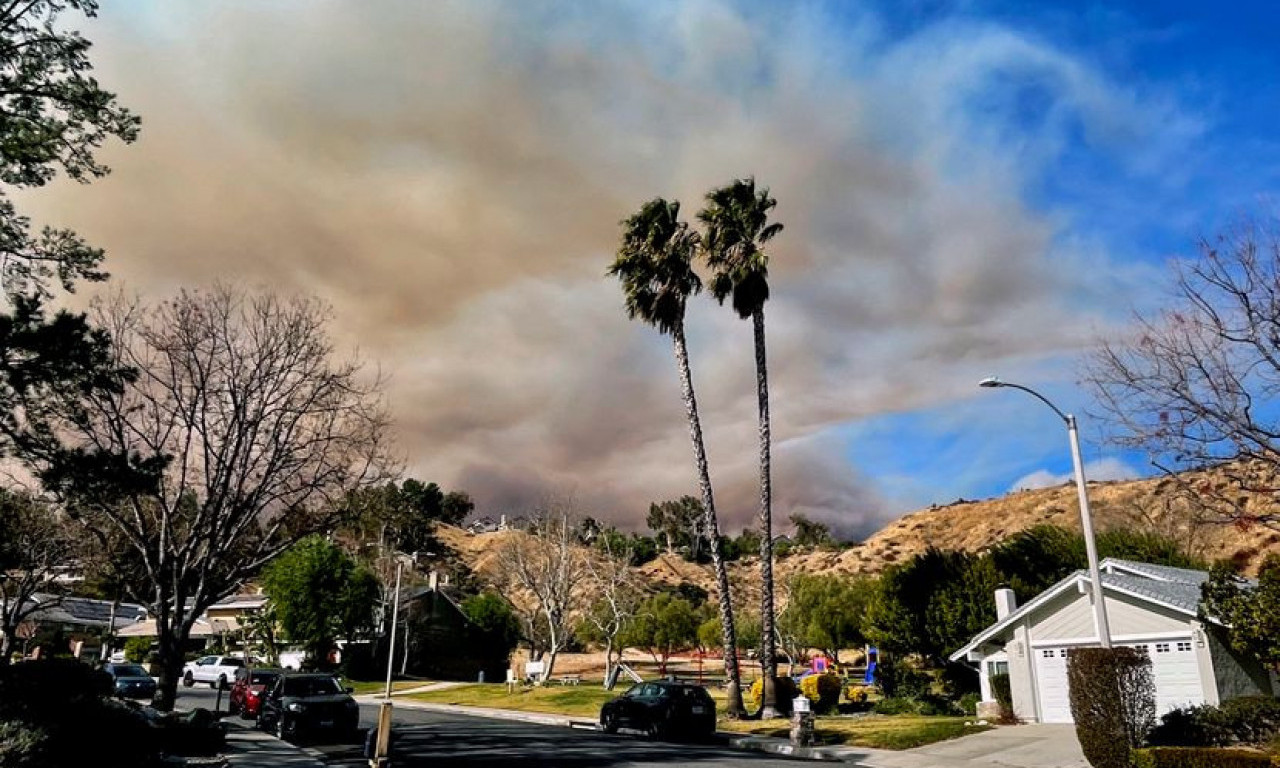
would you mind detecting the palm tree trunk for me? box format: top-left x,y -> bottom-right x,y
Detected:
754,307 -> 779,718
671,322 -> 745,717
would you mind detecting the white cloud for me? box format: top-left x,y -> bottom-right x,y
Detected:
1009,458 -> 1141,493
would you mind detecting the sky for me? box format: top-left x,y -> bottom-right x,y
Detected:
22,0 -> 1280,539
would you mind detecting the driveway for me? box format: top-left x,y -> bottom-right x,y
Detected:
857,725 -> 1086,768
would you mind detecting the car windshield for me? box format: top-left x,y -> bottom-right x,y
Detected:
252,672 -> 279,684
282,677 -> 342,697
113,665 -> 148,677
224,659 -> 244,667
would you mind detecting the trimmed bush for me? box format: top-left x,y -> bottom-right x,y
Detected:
872,696 -> 918,715
124,636 -> 152,663
959,692 -> 981,717
1067,647 -> 1156,768
747,676 -> 798,716
1218,696 -> 1280,744
1130,747 -> 1272,768
1149,696 -> 1280,748
799,673 -> 843,714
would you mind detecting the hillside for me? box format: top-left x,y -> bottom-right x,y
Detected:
433,467 -> 1280,604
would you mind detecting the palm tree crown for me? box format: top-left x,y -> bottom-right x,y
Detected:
698,177 -> 783,318
608,198 -> 702,336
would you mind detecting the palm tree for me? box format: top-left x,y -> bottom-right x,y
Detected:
698,177 -> 784,717
608,198 -> 746,717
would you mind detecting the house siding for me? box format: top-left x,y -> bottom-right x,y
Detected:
1028,589 -> 1192,644
1206,625 -> 1274,702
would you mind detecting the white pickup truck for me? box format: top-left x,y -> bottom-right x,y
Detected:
182,655 -> 246,689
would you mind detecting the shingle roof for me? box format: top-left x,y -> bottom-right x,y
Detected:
27,594 -> 147,629
1100,571 -> 1203,616
1103,559 -> 1208,587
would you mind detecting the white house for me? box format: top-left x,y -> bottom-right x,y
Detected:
950,558 -> 1276,724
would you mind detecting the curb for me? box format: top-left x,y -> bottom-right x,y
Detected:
359,696 -> 867,762
221,718 -> 330,768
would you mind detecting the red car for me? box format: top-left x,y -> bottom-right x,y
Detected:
229,668 -> 281,719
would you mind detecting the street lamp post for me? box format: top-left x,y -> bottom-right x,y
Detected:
979,377 -> 1113,649
371,558 -> 403,768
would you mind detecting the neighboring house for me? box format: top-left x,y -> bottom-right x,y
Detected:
397,573 -> 511,683
952,558 -> 1277,724
205,592 -> 269,629
467,517 -> 499,535
114,593 -> 267,652
16,593 -> 146,659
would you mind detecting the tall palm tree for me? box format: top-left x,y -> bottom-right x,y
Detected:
698,177 -> 784,717
608,198 -> 746,717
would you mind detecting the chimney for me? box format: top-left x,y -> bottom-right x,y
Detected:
499,514 -> 507,530
995,587 -> 1017,620
428,570 -> 439,591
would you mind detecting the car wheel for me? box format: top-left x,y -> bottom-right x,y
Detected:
601,710 -> 618,734
275,716 -> 294,742
183,672 -> 194,688
646,719 -> 666,741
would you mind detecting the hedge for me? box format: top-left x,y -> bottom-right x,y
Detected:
799,673 -> 842,714
747,676 -> 798,716
1067,647 -> 1156,768
1130,747 -> 1274,768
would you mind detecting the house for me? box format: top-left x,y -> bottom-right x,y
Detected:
951,558 -> 1276,724
114,593 -> 268,652
16,594 -> 146,659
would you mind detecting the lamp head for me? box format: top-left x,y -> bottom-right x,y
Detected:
979,377 -> 1004,388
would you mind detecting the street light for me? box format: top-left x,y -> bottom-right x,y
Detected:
979,377 -> 1113,649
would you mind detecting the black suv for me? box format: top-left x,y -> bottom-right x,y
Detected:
257,673 -> 360,743
599,680 -> 716,740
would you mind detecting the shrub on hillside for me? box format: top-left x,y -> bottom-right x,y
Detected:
1067,647 -> 1156,768
1130,747 -> 1273,768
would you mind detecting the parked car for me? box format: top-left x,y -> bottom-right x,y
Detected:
182,655 -> 246,689
278,650 -> 306,670
599,680 -> 716,740
257,673 -> 360,743
229,667 -> 281,719
103,662 -> 158,700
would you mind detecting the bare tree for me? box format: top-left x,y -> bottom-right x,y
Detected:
580,537 -> 641,687
0,489 -> 75,662
492,498 -> 586,683
1087,219 -> 1280,530
31,286 -> 392,709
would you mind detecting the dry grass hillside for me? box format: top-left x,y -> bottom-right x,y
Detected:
433,466 -> 1280,606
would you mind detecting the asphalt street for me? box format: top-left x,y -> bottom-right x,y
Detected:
296,703 -> 816,768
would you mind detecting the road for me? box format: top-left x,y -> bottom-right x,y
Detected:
299,704 -> 814,767
176,683 -> 813,766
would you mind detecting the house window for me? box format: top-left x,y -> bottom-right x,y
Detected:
987,661 -> 1009,677
1176,641 -> 1192,652
1042,649 -> 1055,658
1131,645 -> 1149,654
1155,643 -> 1171,653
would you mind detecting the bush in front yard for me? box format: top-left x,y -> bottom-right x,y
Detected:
1130,747 -> 1273,768
124,636 -> 152,663
959,692 -> 981,716
1148,696 -> 1280,747
989,673 -> 1015,723
747,676 -> 798,716
799,673 -> 843,714
1067,647 -> 1156,768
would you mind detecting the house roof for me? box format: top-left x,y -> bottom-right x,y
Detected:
948,557 -> 1212,663
26,594 -> 147,630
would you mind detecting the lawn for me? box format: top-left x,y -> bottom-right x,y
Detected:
718,714 -> 991,750
406,683 -> 620,718
343,679 -> 432,695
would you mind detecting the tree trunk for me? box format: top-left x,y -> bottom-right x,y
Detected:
0,626 -> 14,665
754,308 -> 779,718
671,323 -> 744,717
153,624 -> 187,711
602,638 -> 614,688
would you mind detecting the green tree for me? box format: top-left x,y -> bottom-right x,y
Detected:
461,591 -> 521,669
699,177 -> 785,716
790,514 -> 835,549
778,573 -> 874,662
262,536 -> 381,668
621,593 -> 699,674
609,198 -> 744,715
1201,555 -> 1280,672
646,496 -> 702,555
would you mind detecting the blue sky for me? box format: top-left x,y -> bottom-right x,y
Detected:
36,1 -> 1280,536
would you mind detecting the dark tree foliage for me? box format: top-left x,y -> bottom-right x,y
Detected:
789,513 -> 836,549
1067,647 -> 1156,768
342,478 -> 474,555
1201,555 -> 1280,672
0,0 -> 139,297
0,488 -> 75,662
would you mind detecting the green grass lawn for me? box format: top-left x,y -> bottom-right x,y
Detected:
342,679 -> 433,695
719,714 -> 991,750
406,683 -> 620,718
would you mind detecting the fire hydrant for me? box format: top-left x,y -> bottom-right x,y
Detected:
790,695 -> 815,747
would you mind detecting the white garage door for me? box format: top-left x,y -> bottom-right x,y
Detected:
1034,639 -> 1204,724
1131,640 -> 1205,714
1034,647 -> 1072,723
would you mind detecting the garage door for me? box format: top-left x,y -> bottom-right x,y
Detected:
1035,640 -> 1205,724
1130,641 -> 1205,714
1034,647 -> 1072,723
